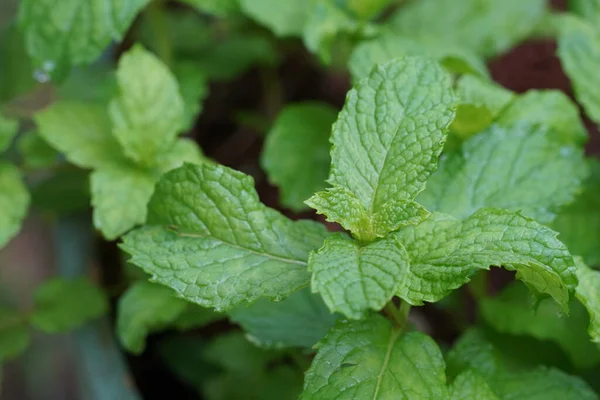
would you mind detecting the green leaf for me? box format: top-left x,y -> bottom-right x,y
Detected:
58,62 -> 117,104
19,0 -> 150,76
180,0 -> 240,16
449,370 -> 499,400
479,281 -> 600,369
418,123 -> 588,224
0,24 -> 35,104
109,45 -> 185,164
389,0 -> 547,58
229,288 -> 339,348
30,169 -> 90,215
172,305 -> 222,331
240,0 -> 307,37
155,138 -> 205,173
121,163 -> 329,311
446,329 -> 507,378
308,233 -> 410,319
117,281 -> 188,354
552,159 -> 600,266
308,57 -> 456,240
574,258 -> 600,343
0,163 -> 29,248
174,62 -> 209,131
261,102 -> 337,212
348,33 -> 488,82
558,15 -> 600,124
91,165 -> 156,240
393,208 -> 577,309
569,0 -> 600,26
497,90 -> 588,145
0,309 -> 30,363
35,102 -> 126,169
0,114 -> 18,153
17,131 -> 58,169
301,315 -> 448,399
30,278 -> 107,333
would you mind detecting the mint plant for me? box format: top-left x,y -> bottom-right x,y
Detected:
2,0 -> 600,399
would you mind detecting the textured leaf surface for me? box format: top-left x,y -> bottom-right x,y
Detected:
308,234 -> 410,319
349,33 -> 488,81
261,102 -> 337,211
552,159 -> 600,266
229,288 -> 339,348
480,282 -> 600,368
0,309 -> 30,363
121,163 -> 329,311
418,123 -> 588,223
309,57 -> 455,238
394,208 -> 577,309
0,163 -> 29,248
109,45 -> 185,164
389,0 -> 546,57
36,102 -> 125,169
302,315 -> 448,399
91,165 -> 155,240
117,281 -> 188,354
0,114 -> 18,153
17,131 -> 58,169
558,15 -> 600,124
30,278 -> 107,333
19,0 -> 149,74
240,0 -> 307,37
574,258 -> 600,343
449,370 -> 498,400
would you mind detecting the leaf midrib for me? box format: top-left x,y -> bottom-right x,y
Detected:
372,326 -> 401,399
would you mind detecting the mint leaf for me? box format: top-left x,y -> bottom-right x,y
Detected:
308,57 -> 455,240
301,315 -> 448,399
109,45 -> 185,165
308,233 -> 410,319
261,102 -> 337,212
389,0 -> 547,58
394,208 -> 577,309
30,278 -> 107,333
0,309 -> 30,363
0,163 -> 29,248
91,165 -> 156,240
0,24 -> 35,104
174,62 -> 209,131
121,163 -> 329,311
479,281 -> 600,369
229,288 -> 339,348
180,0 -> 240,16
17,131 -> 58,169
0,114 -> 18,153
574,258 -> 600,343
552,159 -> 600,266
35,102 -> 125,169
569,0 -> 600,26
155,138 -> 205,173
349,34 -> 488,82
19,0 -> 150,76
497,90 -> 588,145
418,123 -> 588,223
450,370 -> 499,400
239,0 -> 307,37
558,15 -> 600,124
446,329 -> 506,378
117,281 -> 188,354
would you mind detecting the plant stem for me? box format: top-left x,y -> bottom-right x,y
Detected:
383,301 -> 411,330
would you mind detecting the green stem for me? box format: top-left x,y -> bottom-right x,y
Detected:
384,301 -> 411,330
145,0 -> 172,67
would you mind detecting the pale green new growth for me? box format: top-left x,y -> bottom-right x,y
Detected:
19,0 -> 150,73
309,234 -> 410,319
574,258 -> 600,343
240,0 -> 307,37
349,33 -> 488,81
309,57 -> 455,240
262,102 -> 337,211
450,370 -> 499,400
91,166 -> 156,240
117,281 -> 188,354
301,315 -> 448,399
121,163 -> 329,311
418,123 -> 588,223
0,114 -> 18,153
558,15 -> 600,124
394,208 -> 577,309
229,288 -> 339,348
0,163 -> 30,248
109,45 -> 185,164
0,309 -> 31,363
30,278 -> 107,333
